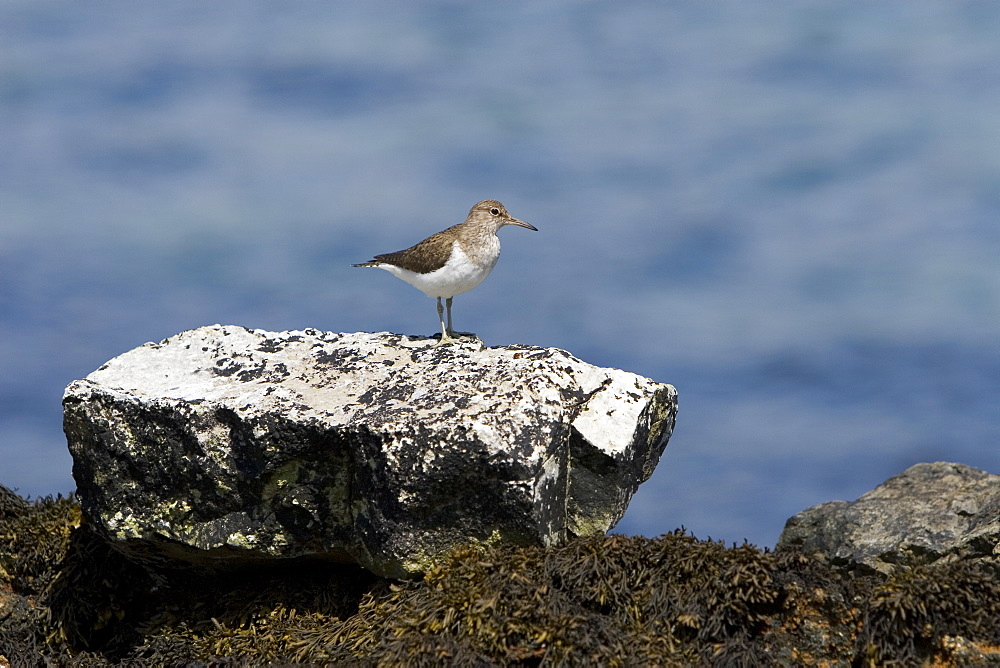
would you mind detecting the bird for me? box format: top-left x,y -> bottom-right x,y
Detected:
353,200 -> 537,345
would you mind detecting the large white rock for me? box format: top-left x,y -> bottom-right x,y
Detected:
63,325 -> 677,577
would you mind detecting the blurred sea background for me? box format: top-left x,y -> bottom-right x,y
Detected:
2,2 -> 998,549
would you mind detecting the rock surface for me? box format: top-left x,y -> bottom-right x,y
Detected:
777,462 -> 1000,573
63,325 -> 677,578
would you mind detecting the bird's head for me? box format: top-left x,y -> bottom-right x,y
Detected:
468,200 -> 538,232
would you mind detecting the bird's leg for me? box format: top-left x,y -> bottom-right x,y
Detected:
433,297 -> 454,346
446,296 -> 479,340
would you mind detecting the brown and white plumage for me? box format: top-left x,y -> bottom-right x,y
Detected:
353,200 -> 537,344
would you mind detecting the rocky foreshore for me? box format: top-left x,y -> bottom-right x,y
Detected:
3,471 -> 1000,665
2,327 -> 999,664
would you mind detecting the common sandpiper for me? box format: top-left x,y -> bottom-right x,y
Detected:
353,200 -> 537,345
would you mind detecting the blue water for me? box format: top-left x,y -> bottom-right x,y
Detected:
2,2 -> 998,548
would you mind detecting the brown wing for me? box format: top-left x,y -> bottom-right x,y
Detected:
362,225 -> 460,274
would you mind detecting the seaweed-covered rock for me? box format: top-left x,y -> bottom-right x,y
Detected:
63,325 -> 677,578
3,483 -> 1000,665
777,462 -> 1000,573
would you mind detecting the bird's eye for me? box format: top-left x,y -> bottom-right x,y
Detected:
490,208 -> 501,215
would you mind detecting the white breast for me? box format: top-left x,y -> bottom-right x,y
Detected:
379,240 -> 500,298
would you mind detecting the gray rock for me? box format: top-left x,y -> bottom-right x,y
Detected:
777,462 -> 1000,573
63,325 -> 677,578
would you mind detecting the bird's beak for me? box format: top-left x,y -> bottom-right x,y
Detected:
507,217 -> 538,231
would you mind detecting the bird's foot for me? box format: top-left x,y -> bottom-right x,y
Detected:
430,330 -> 480,347
431,334 -> 455,348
